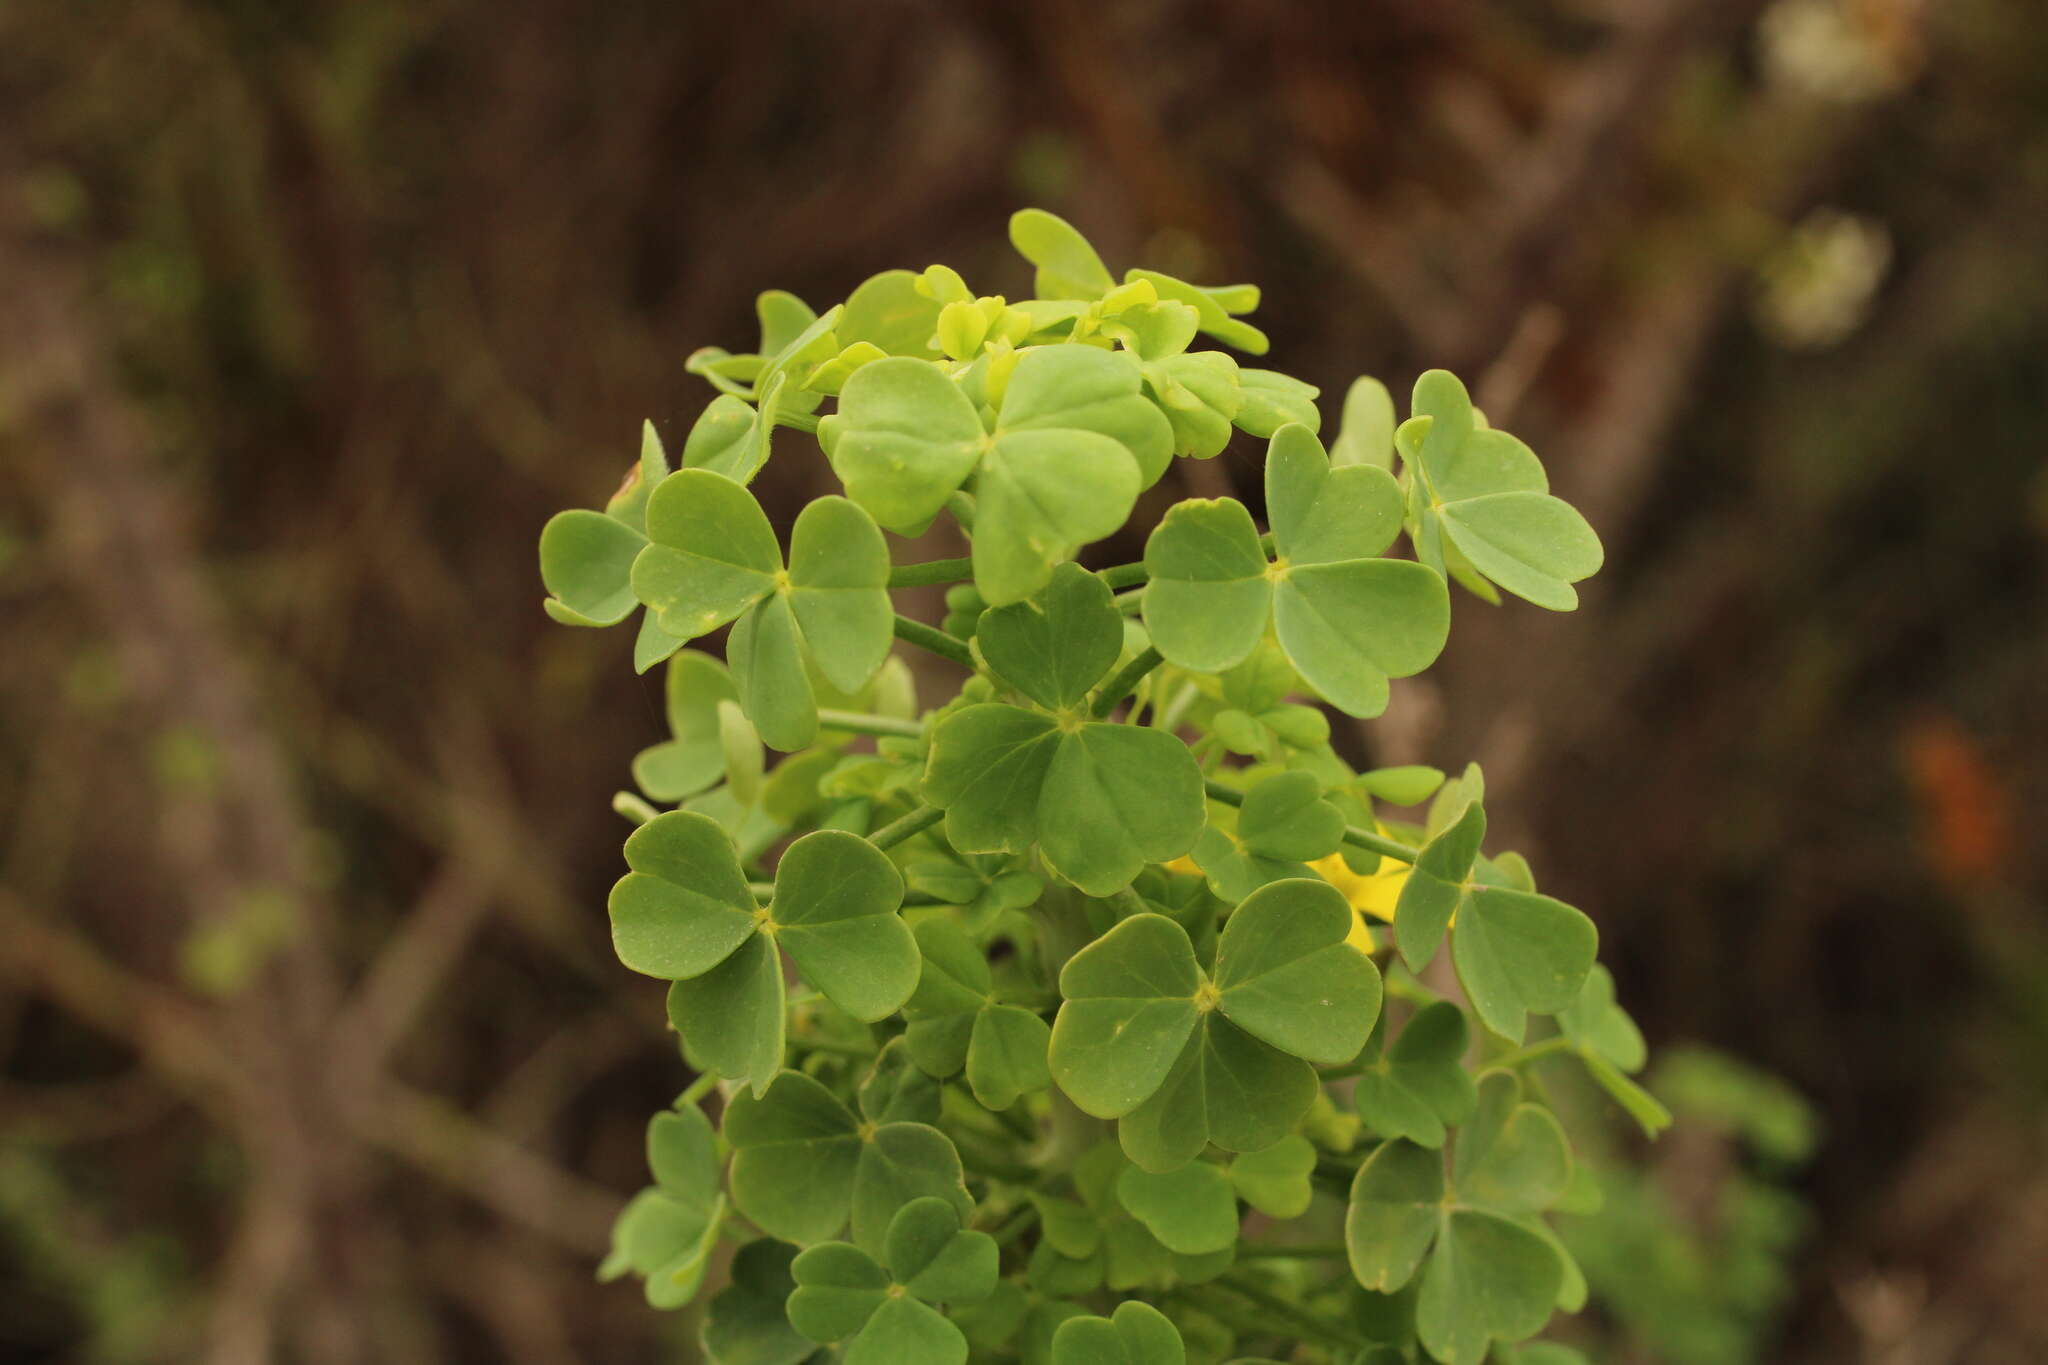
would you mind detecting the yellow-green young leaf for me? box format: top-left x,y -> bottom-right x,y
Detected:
756,289 -> 818,355
1125,269 -> 1270,355
1234,368 -> 1321,439
681,391 -> 769,484
998,344 -> 1175,488
972,429 -> 1139,607
1114,1161 -> 1239,1254
1331,376 -> 1396,469
1099,300 -> 1199,361
833,357 -> 987,533
837,269 -> 944,360
1010,208 -> 1116,301
1143,352 -> 1242,458
539,508 -> 646,626
631,651 -> 737,802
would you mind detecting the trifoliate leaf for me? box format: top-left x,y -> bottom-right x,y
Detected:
631,651 -> 737,802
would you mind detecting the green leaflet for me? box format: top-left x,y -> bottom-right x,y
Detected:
609,813 -> 917,1092
902,919 -> 1052,1110
726,1070 -> 972,1253
1401,370 -> 1604,610
924,568 -> 1203,893
1048,1301 -> 1185,1365
632,472 -> 892,749
599,1100 -> 727,1310
832,347 -> 1170,605
1345,1074 -> 1574,1364
1048,882 -> 1380,1169
1353,1001 -> 1479,1148
631,650 -> 738,802
1142,424 -> 1450,718
704,1240 -> 818,1365
1392,797 -> 1599,1043
786,1197 -> 997,1365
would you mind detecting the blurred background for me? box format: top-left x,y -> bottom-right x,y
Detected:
2,0 -> 2045,1361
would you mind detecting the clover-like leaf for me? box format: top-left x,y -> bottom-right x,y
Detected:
1143,351 -> 1242,458
1234,368 -> 1320,439
1402,370 -> 1603,610
1550,965 -> 1672,1137
1345,1073 -> 1573,1364
1125,269 -> 1269,355
834,347 -> 1169,605
1352,1001 -> 1478,1148
634,472 -> 891,750
703,1240 -> 818,1365
600,1101 -> 726,1309
786,1198 -> 994,1365
1392,801 -> 1598,1042
540,421 -> 672,628
902,920 -> 1053,1110
838,269 -> 944,359
1142,425 -> 1448,717
1049,1301 -> 1185,1365
1114,1160 -> 1239,1255
1010,209 -> 1116,301
925,692 -> 1203,897
1049,884 -> 1379,1169
612,815 -> 915,1092
1189,768 -> 1347,903
1331,376 -> 1395,470
1225,1135 -> 1316,1218
727,1071 -> 972,1253
631,651 -> 738,801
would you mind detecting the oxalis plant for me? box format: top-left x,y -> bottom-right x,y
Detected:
537,210 -> 1670,1365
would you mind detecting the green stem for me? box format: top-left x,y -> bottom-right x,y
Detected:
816,708 -> 925,739
678,1071 -> 721,1107
1112,586 -> 1146,614
991,1101 -> 1039,1145
887,557 -> 975,589
1210,1277 -> 1367,1351
894,615 -> 974,669
1493,1035 -> 1573,1070
1200,779 -> 1417,864
1236,1242 -> 1350,1261
1095,559 -> 1148,591
989,1204 -> 1041,1249
790,1035 -> 876,1059
612,792 -> 661,826
946,491 -> 977,531
870,804 -> 944,851
1170,1294 -> 1315,1353
1091,647 -> 1164,719
776,410 -> 821,434
1107,886 -> 1149,921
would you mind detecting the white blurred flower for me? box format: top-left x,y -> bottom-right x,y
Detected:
1753,209 -> 1894,350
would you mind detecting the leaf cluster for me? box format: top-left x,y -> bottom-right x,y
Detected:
540,210 -> 1646,1365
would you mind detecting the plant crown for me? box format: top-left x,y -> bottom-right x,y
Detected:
541,209 -> 1663,1365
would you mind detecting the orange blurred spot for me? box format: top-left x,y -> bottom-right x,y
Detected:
1900,713 -> 2012,889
